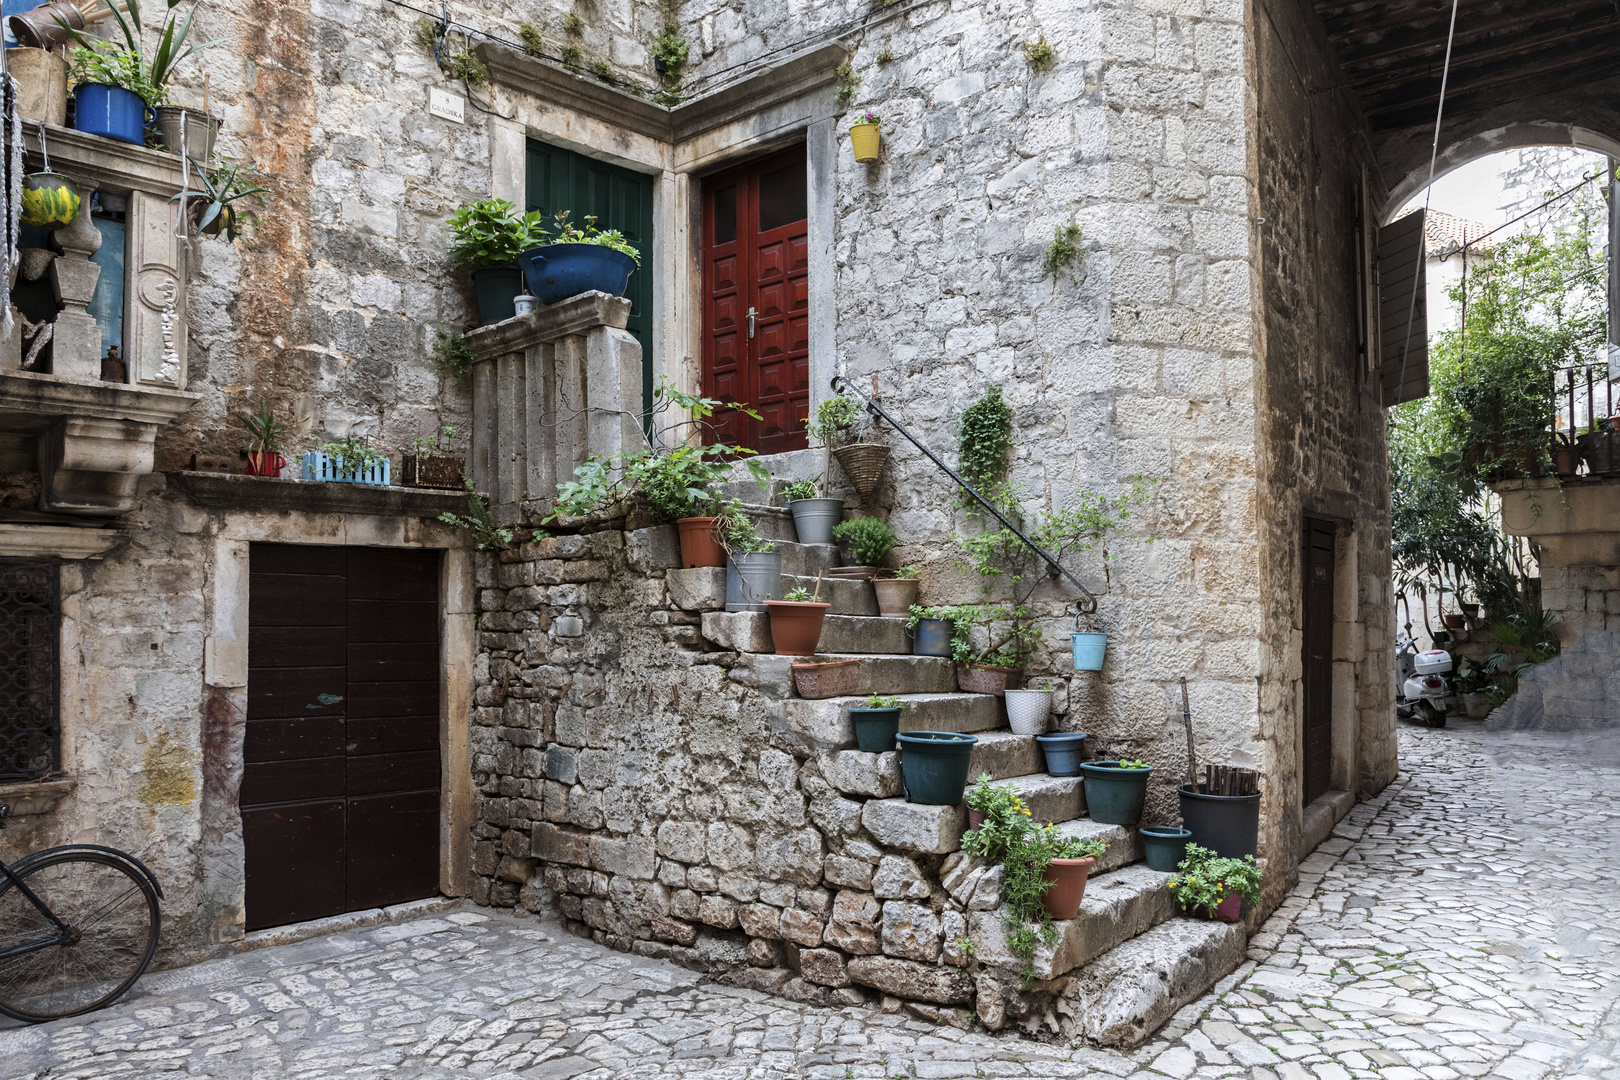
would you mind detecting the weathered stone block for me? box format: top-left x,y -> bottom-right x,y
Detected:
1066,919 -> 1247,1047
497,856 -> 534,884
708,822 -> 754,871
822,751 -> 902,798
668,567 -> 727,611
809,793 -> 865,839
626,526 -> 679,572
544,744 -> 578,785
824,890 -> 881,956
738,902 -> 782,939
798,948 -> 850,987
758,881 -> 796,908
671,889 -> 700,921
845,956 -> 974,1005
755,829 -> 824,886
591,835 -> 655,880
880,901 -> 941,962
872,855 -> 931,901
698,894 -> 740,929
969,864 -> 1173,979
746,938 -> 784,967
779,907 -> 824,948
702,611 -> 773,653
860,798 -> 967,854
824,854 -> 874,891
656,820 -> 706,863
532,823 -> 592,866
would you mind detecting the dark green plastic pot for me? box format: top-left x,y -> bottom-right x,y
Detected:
897,731 -> 979,805
1078,760 -> 1153,825
474,265 -> 523,325
850,707 -> 901,753
1141,825 -> 1193,872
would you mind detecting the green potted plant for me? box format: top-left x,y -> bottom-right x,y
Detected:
874,563 -> 919,618
944,604 -> 1033,697
764,585 -> 830,656
1167,844 -> 1261,923
446,197 -> 548,325
518,211 -> 641,306
832,515 -> 895,577
907,604 -> 955,657
175,158 -> 274,243
1076,758 -> 1153,825
403,426 -> 464,489
790,397 -> 857,544
233,400 -> 297,478
849,693 -> 904,752
303,434 -> 390,486
963,773 -> 1028,840
61,0 -> 220,146
895,730 -> 978,805
716,502 -> 780,612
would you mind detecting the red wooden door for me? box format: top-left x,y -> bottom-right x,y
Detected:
701,147 -> 810,454
242,544 -> 442,931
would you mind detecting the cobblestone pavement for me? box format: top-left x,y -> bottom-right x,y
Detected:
2,724 -> 1617,1080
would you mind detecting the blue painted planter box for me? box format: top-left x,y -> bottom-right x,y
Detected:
301,452 -> 391,486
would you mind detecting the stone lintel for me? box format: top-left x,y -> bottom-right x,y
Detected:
0,370 -> 200,430
465,292 -> 631,361
0,523 -> 127,560
0,777 -> 78,816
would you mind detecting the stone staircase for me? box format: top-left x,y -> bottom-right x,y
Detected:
678,530 -> 1248,1042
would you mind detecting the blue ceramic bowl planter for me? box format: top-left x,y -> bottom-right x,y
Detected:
517,243 -> 637,306
74,84 -> 154,146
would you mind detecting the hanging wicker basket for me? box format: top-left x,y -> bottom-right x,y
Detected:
833,443 -> 890,503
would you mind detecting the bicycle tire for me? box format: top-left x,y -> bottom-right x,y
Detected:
0,849 -> 161,1022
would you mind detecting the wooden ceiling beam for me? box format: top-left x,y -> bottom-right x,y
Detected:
1356,34 -> 1620,106
1342,23 -> 1617,92
1365,54 -> 1620,129
1329,5 -> 1612,69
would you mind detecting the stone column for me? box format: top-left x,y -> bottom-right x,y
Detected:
47,184 -> 103,381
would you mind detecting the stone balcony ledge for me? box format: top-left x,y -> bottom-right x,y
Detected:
171,471 -> 473,518
1492,476 -> 1620,566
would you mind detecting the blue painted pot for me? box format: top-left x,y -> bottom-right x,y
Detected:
1035,732 -> 1088,777
1071,631 -> 1107,671
912,618 -> 952,657
74,84 -> 154,146
517,243 -> 636,306
1141,826 -> 1194,872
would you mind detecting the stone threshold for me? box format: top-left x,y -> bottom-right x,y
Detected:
235,895 -> 462,954
1300,788 -> 1356,855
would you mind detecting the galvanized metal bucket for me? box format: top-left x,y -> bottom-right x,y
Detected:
725,552 -> 782,612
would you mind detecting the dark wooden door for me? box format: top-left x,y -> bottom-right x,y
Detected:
527,139 -> 656,421
243,544 -> 442,931
1302,519 -> 1336,806
701,146 -> 810,454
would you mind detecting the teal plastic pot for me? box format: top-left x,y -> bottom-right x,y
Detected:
1141,825 -> 1193,872
1035,732 -> 1087,776
850,707 -> 901,753
474,265 -> 523,325
913,618 -> 952,657
1071,631 -> 1107,671
897,731 -> 978,805
1078,760 -> 1153,825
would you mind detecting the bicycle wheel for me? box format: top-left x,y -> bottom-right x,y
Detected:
0,850 -> 160,1022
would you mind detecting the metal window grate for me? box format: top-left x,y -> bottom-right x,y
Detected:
0,560 -> 59,781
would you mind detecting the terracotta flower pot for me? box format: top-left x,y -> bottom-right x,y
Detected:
1442,613 -> 1466,630
873,577 -> 919,618
676,516 -> 725,568
1041,856 -> 1096,920
764,600 -> 830,655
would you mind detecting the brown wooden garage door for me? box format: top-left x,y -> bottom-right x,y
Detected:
242,544 -> 442,931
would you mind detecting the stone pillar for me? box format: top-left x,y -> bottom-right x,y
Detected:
125,190 -> 187,388
586,326 -> 645,476
47,184 -> 102,382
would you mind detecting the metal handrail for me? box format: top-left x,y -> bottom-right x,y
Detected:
830,375 -> 1098,614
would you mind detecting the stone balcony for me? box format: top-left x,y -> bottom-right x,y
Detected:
1494,476 -> 1620,568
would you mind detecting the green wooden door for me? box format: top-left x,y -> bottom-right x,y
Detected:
526,140 -> 655,421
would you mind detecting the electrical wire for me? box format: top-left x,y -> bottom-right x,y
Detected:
1391,0 -> 1463,408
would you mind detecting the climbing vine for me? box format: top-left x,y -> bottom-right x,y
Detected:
958,387 -> 1014,488
1042,222 -> 1084,279
833,62 -> 860,108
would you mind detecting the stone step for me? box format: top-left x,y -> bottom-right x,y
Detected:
1064,918 -> 1247,1048
987,772 -> 1084,826
774,539 -> 843,577
969,862 -> 1176,981
1054,818 -> 1143,875
776,693 -> 1001,754
815,653 -> 955,695
700,613 -> 911,655
855,773 -> 1082,858
964,731 -> 1038,782
783,574 -> 875,616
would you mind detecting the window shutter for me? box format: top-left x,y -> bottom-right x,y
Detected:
1377,209 -> 1429,407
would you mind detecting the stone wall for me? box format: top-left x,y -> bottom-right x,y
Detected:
1249,0 -> 1399,861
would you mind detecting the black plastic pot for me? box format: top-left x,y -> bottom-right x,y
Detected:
1178,783 -> 1260,859
897,731 -> 978,804
850,707 -> 901,753
474,265 -> 523,325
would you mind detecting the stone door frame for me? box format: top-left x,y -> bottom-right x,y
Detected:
199,511 -> 475,945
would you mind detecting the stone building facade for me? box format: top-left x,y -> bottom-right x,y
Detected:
0,0 -> 1499,1041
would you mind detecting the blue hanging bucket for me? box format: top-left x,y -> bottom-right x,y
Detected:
74,84 -> 155,146
1071,630 -> 1107,671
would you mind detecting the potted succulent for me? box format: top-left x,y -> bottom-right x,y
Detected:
302,434 -> 391,486
874,564 -> 919,618
717,503 -> 781,612
61,0 -> 221,146
447,198 -> 548,325
1076,759 -> 1152,825
518,211 -> 641,306
233,400 -> 297,478
789,396 -> 860,544
849,109 -> 880,163
175,158 -> 273,243
1167,844 -> 1261,923
765,586 -> 830,656
896,730 -> 978,804
849,694 -> 904,752
403,426 -> 465,489
1003,684 -> 1053,735
832,515 -> 895,577
907,604 -> 955,657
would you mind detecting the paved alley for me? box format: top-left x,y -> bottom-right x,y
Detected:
2,724 -> 1616,1080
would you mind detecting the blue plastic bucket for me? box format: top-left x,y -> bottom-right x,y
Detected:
912,618 -> 952,657
517,243 -> 636,305
74,84 -> 153,146
1035,732 -> 1088,777
1071,631 -> 1107,671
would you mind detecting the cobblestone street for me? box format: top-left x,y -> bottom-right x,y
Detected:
2,724 -> 1615,1080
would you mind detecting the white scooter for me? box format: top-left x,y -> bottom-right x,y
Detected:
1395,629 -> 1452,728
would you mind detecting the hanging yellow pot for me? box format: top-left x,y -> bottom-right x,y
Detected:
849,115 -> 881,163
21,173 -> 81,229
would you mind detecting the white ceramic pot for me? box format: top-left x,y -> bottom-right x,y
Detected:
1004,689 -> 1052,736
